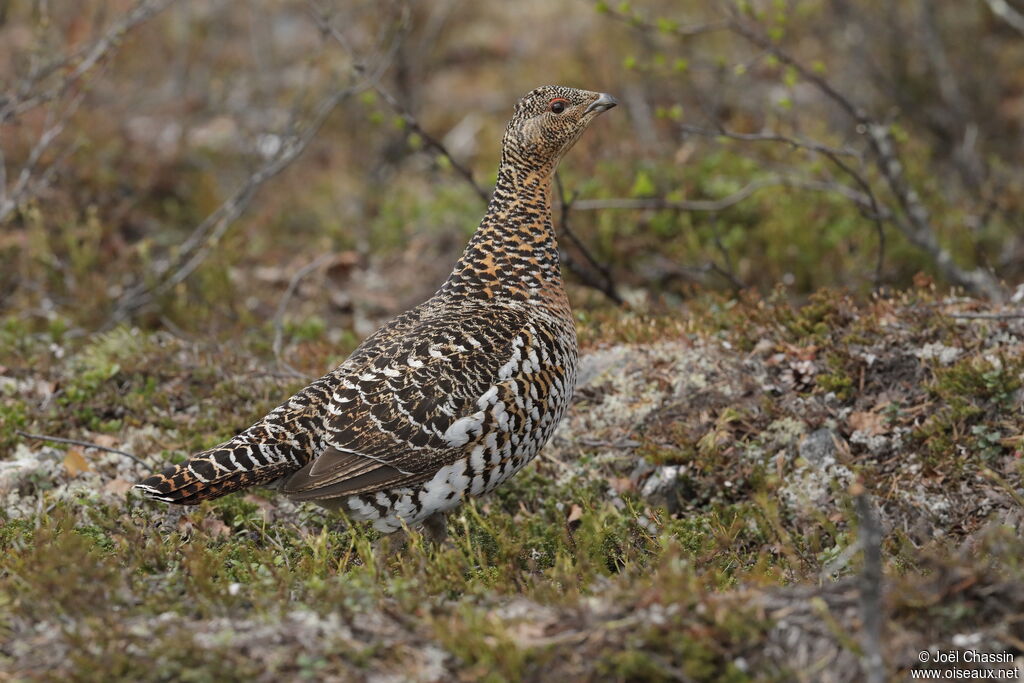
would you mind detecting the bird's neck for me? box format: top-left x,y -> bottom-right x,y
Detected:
440,159 -> 566,308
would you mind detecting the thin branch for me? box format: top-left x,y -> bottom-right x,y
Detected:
605,2 -> 1004,299
681,122 -> 891,284
707,215 -> 745,291
553,174 -> 623,305
16,430 -> 148,469
111,81 -> 368,324
0,92 -> 85,222
309,4 -> 490,203
0,0 -> 177,123
573,176 -> 879,214
983,0 -> 1024,36
945,310 -> 1024,320
724,12 -> 1004,301
110,7 -> 405,324
680,124 -> 860,159
596,1 -> 729,39
272,253 -> 334,377
855,491 -> 885,683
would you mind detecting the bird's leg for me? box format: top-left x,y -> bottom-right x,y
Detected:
420,511 -> 449,545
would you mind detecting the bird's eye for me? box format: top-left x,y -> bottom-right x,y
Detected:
549,98 -> 568,114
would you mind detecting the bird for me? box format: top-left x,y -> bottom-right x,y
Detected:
134,86 -> 618,537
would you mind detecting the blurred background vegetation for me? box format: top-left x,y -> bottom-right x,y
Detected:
1,0 -> 1022,350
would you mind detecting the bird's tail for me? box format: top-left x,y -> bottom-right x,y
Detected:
134,441 -> 294,505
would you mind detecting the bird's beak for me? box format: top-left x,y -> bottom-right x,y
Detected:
585,92 -> 618,114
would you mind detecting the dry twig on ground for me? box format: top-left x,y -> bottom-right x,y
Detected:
16,430 -> 147,469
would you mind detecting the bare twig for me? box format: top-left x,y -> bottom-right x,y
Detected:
599,3 -> 1004,299
596,1 -> 729,39
111,81 -> 368,324
983,0 -> 1024,36
680,124 -> 888,285
0,0 -> 172,221
0,93 -> 85,222
680,124 -> 860,159
573,176 -> 879,214
945,310 -> 1024,320
16,430 -> 148,469
272,253 -> 334,377
554,174 -> 623,305
724,13 -> 1004,301
855,491 -> 885,683
110,5 -> 406,324
309,4 -> 490,203
0,0 -> 177,123
707,215 -> 745,291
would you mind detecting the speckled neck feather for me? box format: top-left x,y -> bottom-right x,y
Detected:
443,162 -> 563,307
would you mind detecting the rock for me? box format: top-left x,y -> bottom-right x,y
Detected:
799,429 -> 837,468
640,465 -> 686,513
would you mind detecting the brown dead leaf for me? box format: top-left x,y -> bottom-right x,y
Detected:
200,517 -> 231,538
104,478 -> 134,496
849,411 -> 886,436
93,434 -> 118,449
63,448 -> 91,477
607,477 -> 634,494
243,494 -> 276,523
567,504 -> 584,526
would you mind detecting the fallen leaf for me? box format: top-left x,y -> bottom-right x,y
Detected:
63,448 -> 91,477
849,411 -> 886,436
104,478 -> 133,496
243,494 -> 276,522
607,477 -> 634,494
567,504 -> 583,525
93,434 -> 118,449
200,517 -> 231,538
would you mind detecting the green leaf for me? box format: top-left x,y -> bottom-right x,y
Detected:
630,171 -> 657,198
656,17 -> 678,33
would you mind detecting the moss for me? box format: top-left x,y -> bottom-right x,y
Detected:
913,354 -> 1024,468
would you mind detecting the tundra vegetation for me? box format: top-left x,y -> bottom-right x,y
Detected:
1,1 -> 1022,680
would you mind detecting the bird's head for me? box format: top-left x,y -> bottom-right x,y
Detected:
501,85 -> 617,174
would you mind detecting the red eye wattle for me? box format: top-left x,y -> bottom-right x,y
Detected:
549,98 -> 568,114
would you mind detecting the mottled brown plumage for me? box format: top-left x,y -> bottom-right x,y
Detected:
135,86 -> 617,531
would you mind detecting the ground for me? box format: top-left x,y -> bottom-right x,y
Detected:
2,287 -> 1023,681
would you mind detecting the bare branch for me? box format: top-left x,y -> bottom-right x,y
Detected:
724,13 -> 1004,300
111,79 -> 369,324
272,253 -> 335,377
0,93 -> 84,222
0,0 -> 177,123
0,1 -> 174,222
572,176 -> 879,214
595,1 -> 729,39
16,430 -> 148,469
553,174 -> 623,305
596,2 -> 1005,299
945,310 -> 1024,320
309,3 -> 490,203
983,0 -> 1024,36
681,122 -> 892,284
855,491 -> 885,683
680,124 -> 860,159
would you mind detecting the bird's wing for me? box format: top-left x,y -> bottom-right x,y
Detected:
280,302 -> 547,501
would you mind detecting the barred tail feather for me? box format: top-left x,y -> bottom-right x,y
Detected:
134,442 -> 293,505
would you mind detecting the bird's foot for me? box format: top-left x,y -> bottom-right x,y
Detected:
420,512 -> 449,545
